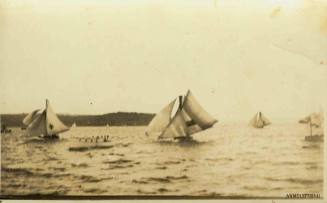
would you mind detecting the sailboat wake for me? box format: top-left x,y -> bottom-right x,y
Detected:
23,137 -> 61,144
156,139 -> 208,147
68,145 -> 113,152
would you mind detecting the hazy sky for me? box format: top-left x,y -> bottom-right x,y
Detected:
1,0 -> 326,122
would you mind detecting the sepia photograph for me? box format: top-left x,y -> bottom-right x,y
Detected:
0,0 -> 326,200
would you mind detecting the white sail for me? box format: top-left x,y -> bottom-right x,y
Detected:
249,113 -> 258,127
182,90 -> 217,129
159,109 -> 188,139
27,110 -> 47,136
181,109 -> 203,135
45,100 -> 69,135
146,99 -> 176,136
25,99 -> 69,137
250,112 -> 270,128
309,113 -> 323,127
299,112 -> 324,127
156,90 -> 217,140
261,113 -> 271,126
23,109 -> 41,126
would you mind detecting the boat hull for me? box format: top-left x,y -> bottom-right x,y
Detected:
305,134 -> 324,142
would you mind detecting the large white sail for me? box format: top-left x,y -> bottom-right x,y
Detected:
156,90 -> 217,140
27,110 -> 47,136
25,99 -> 69,137
45,100 -> 69,135
159,109 -> 188,139
182,90 -> 217,129
23,109 -> 41,126
146,99 -> 176,136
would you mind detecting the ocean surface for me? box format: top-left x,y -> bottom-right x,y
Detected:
1,123 -> 324,198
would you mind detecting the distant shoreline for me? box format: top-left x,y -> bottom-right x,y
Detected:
0,112 -> 155,127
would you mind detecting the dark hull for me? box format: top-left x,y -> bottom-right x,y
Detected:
305,134 -> 323,142
42,134 -> 60,140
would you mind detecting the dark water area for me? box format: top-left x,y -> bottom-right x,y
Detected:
1,124 -> 323,198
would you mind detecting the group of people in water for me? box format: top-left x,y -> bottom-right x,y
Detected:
78,135 -> 110,143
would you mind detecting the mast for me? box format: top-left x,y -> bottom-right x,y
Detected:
179,95 -> 183,110
45,99 -> 49,136
309,119 -> 313,137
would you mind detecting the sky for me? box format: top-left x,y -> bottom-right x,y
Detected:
0,0 -> 326,122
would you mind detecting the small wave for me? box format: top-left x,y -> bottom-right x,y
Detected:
136,189 -> 156,194
157,188 -> 170,193
1,167 -> 71,179
272,161 -> 299,166
82,188 -> 108,194
102,164 -> 134,170
132,180 -> 149,184
1,167 -> 34,176
86,152 -> 93,158
44,156 -> 59,161
206,192 -> 224,197
140,175 -> 189,184
4,183 -> 27,188
109,152 -> 125,156
25,191 -> 64,196
195,189 -> 207,194
243,186 -> 269,191
302,144 -> 321,149
306,165 -> 319,170
102,158 -> 140,169
83,188 -> 108,194
160,160 -> 181,165
39,173 -> 71,178
206,158 -> 234,162
77,175 -> 102,183
116,143 -> 133,147
158,139 -> 204,147
265,177 -> 323,185
241,151 -> 257,155
147,177 -> 171,183
23,138 -> 60,144
155,166 -> 167,170
71,163 -> 89,168
50,167 -> 66,172
68,145 -> 113,152
103,159 -> 133,164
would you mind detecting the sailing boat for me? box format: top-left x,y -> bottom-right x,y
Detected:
249,112 -> 271,128
71,122 -> 77,128
146,90 -> 217,142
22,99 -> 70,139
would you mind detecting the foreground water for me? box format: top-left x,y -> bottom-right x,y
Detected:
1,123 -> 323,198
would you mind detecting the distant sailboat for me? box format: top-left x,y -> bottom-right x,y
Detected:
249,112 -> 271,128
23,99 -> 70,139
72,122 -> 77,128
146,90 -> 217,142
